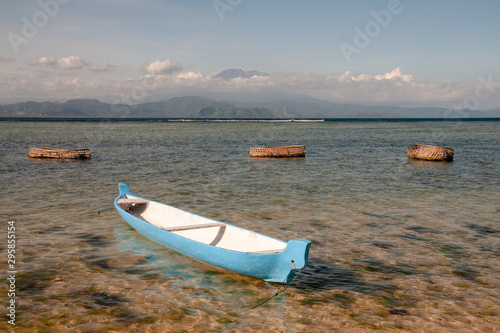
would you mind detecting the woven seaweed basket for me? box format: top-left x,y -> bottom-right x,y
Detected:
407,144 -> 454,162
249,145 -> 306,158
28,148 -> 91,159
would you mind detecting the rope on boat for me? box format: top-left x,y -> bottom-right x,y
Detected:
179,269 -> 303,332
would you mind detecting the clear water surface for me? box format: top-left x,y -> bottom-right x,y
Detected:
0,120 -> 499,332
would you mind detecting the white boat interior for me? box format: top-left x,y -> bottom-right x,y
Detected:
117,195 -> 286,253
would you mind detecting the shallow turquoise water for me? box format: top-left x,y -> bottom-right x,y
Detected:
1,120 -> 499,332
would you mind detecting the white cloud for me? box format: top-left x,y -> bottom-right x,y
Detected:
176,71 -> 203,80
375,67 -> 414,82
145,58 -> 182,75
340,67 -> 414,83
27,56 -> 89,70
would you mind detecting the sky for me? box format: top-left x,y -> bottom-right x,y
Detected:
1,0 -> 499,109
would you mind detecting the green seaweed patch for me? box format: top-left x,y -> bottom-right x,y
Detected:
195,287 -> 220,297
476,310 -> 499,318
426,285 -> 445,293
83,254 -> 155,276
310,220 -> 329,229
164,306 -> 194,321
329,292 -> 356,308
92,291 -> 127,307
439,244 -> 470,258
113,308 -> 156,324
202,269 -> 224,277
18,279 -> 51,294
86,306 -> 157,325
401,233 -> 424,241
407,226 -> 443,234
371,241 -> 396,249
75,232 -> 113,247
292,260 -> 376,293
360,211 -> 397,220
69,287 -> 129,309
17,268 -> 55,295
466,223 -> 499,235
479,245 -> 500,257
219,316 -> 238,324
389,308 -> 410,316
37,225 -> 67,234
379,295 -> 401,308
72,288 -> 156,326
295,317 -> 313,325
124,267 -> 152,276
300,296 -> 330,306
138,272 -> 165,280
239,289 -> 257,296
89,258 -> 111,270
453,267 -> 481,281
38,313 -> 67,327
358,260 -> 418,275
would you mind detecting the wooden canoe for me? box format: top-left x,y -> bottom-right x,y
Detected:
28,147 -> 91,159
249,145 -> 306,158
407,144 -> 454,162
114,183 -> 311,283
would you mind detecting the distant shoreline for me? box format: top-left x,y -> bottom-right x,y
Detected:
0,117 -> 499,122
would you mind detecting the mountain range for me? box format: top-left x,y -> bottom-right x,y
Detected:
1,68 -> 499,119
0,96 -> 499,119
213,69 -> 270,80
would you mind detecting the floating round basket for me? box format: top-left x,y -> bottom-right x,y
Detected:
28,148 -> 91,159
407,144 -> 454,162
249,145 -> 306,158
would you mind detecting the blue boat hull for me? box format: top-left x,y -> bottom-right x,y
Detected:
114,183 -> 311,283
